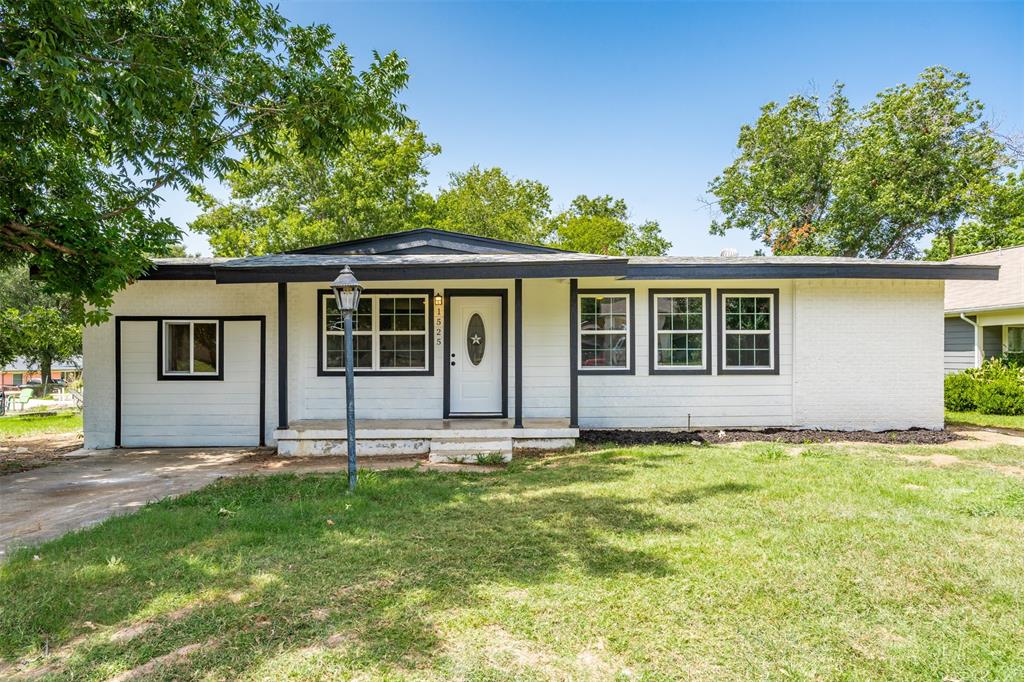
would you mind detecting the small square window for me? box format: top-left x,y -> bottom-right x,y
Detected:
163,321 -> 219,377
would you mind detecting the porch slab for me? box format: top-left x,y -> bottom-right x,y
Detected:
274,418 -> 578,457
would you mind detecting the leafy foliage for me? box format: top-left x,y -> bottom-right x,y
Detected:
944,359 -> 1024,415
431,165 -> 553,244
1,0 -> 409,320
0,267 -> 82,385
926,171 -> 1024,259
708,67 -> 1007,258
547,194 -> 671,255
191,124 -> 438,256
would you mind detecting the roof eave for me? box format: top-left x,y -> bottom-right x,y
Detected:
624,263 -> 1000,281
212,260 -> 628,283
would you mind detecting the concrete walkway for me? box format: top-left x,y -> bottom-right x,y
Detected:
0,448 -> 428,560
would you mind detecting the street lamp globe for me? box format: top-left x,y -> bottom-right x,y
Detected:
330,266 -> 363,313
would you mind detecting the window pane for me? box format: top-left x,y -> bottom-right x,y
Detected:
1009,328 -> 1024,353
326,334 -> 372,369
724,296 -> 772,332
580,333 -> 627,368
657,331 -> 703,367
191,323 -> 217,373
380,334 -> 426,368
656,296 -> 702,332
380,297 -> 426,332
580,296 -> 628,331
724,332 -> 771,368
166,323 -> 191,372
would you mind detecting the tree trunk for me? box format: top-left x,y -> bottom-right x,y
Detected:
41,357 -> 51,395
947,231 -> 956,258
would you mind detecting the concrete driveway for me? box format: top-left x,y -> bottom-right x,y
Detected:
0,448 -> 421,560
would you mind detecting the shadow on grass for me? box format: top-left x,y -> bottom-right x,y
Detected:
0,455 -> 706,678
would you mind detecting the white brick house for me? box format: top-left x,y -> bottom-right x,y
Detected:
82,229 -> 997,454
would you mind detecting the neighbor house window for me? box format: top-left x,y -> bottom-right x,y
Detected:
163,320 -> 219,376
719,291 -> 778,373
578,292 -> 632,371
1008,327 -> 1024,356
651,291 -> 710,373
320,292 -> 430,373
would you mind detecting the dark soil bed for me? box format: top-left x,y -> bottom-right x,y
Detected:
578,428 -> 962,447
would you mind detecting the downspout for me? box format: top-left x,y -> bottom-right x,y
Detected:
960,313 -> 981,368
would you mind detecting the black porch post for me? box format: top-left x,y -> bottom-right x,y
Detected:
514,278 -> 523,428
569,278 -> 578,428
277,282 -> 288,430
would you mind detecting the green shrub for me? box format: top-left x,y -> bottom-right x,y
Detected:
944,371 -> 977,411
945,359 -> 1024,416
975,376 -> 1024,415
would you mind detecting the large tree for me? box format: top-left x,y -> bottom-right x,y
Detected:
192,124 -> 439,256
1,0 -> 408,321
707,67 -> 1006,258
432,166 -> 553,244
925,171 -> 1024,259
0,266 -> 82,387
547,195 -> 671,255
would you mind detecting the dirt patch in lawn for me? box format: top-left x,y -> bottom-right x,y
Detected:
578,428 -> 962,447
0,433 -> 83,475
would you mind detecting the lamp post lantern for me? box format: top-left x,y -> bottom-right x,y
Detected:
330,266 -> 363,492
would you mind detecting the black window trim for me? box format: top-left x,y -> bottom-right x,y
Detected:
576,288 -> 636,376
316,288 -> 435,377
716,288 -> 780,376
648,288 -> 712,375
157,318 -> 225,381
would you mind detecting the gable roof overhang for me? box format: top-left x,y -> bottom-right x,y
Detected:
286,228 -> 571,256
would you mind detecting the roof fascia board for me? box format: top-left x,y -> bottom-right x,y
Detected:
624,263 -> 999,281
212,261 -> 627,283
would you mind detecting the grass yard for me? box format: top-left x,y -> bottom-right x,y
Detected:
947,410 -> 1024,432
2,443 -> 1023,680
0,412 -> 82,439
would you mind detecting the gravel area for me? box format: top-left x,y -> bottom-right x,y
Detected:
578,428 -> 963,447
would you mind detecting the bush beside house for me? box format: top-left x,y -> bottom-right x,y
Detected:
945,358 -> 1024,415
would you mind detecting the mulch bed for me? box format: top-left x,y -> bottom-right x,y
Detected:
578,427 -> 962,447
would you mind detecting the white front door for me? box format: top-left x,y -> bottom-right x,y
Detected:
449,295 -> 503,415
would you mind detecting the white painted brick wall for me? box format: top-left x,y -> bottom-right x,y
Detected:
792,279 -> 944,430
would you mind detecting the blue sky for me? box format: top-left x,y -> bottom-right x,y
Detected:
167,1 -> 1024,256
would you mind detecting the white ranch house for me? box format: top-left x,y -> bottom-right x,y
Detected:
82,229 -> 998,459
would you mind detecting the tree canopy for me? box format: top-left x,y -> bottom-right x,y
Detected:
707,67 -> 1009,258
192,124 -> 438,256
547,195 -> 671,256
0,266 -> 82,384
1,0 -> 409,321
925,171 -> 1024,259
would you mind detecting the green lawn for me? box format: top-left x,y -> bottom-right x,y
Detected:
2,443 -> 1023,680
947,410 -> 1024,431
0,412 -> 82,439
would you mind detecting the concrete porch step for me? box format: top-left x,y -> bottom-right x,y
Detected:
428,437 -> 513,464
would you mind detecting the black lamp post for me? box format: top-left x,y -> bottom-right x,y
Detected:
330,266 -> 363,492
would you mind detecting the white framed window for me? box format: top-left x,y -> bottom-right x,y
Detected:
1007,327 -> 1024,355
321,292 -> 430,373
162,320 -> 219,376
719,291 -> 777,372
652,292 -> 708,372
577,292 -> 632,371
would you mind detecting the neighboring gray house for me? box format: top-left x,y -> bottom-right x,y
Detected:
945,245 -> 1023,373
81,229 -> 996,456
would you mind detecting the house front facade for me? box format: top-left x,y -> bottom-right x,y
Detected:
82,229 -> 997,454
944,245 -> 1024,373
